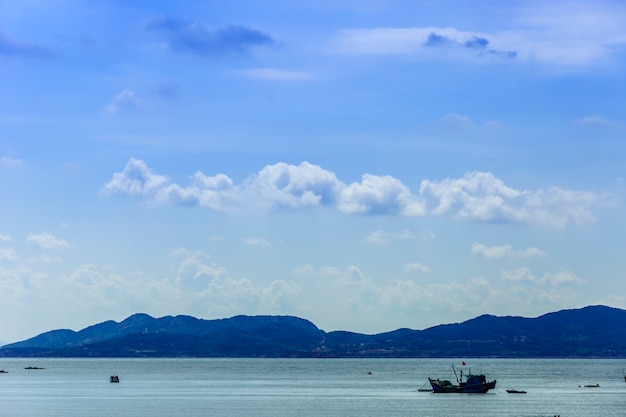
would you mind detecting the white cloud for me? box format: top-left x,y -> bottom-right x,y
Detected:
0,234 -> 12,243
0,247 -> 17,262
0,156 -> 23,169
243,237 -> 271,247
576,115 -> 617,127
104,89 -> 141,114
511,1 -> 626,66
502,267 -> 584,286
240,68 -> 313,80
364,229 -> 414,245
338,174 -> 425,215
419,171 -> 607,227
246,161 -> 343,209
26,233 -> 70,249
403,262 -> 432,273
330,26 -> 494,56
103,158 -> 608,228
438,113 -> 473,128
328,3 -> 626,68
471,242 -> 546,259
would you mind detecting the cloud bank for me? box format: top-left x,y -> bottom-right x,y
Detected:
102,158 -> 609,228
329,2 -> 626,68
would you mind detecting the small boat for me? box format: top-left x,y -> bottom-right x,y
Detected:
583,384 -> 599,388
0,370 -> 7,373
428,365 -> 496,393
110,375 -> 120,383
506,389 -> 527,394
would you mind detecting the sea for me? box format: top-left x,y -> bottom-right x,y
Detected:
0,357 -> 624,417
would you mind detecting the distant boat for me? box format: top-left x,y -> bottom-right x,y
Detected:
110,375 -> 120,383
24,366 -> 44,370
428,365 -> 496,393
583,384 -> 599,388
0,369 -> 7,373
506,389 -> 527,394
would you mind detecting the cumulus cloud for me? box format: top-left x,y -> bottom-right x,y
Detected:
0,30 -> 56,59
419,171 -> 607,227
145,16 -> 274,56
471,242 -> 546,259
102,158 -> 608,228
170,249 -> 302,314
26,233 -> 70,250
338,174 -> 425,215
246,161 -> 343,209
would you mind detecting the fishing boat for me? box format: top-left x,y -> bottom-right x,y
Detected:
506,389 -> 527,394
428,365 -> 496,393
110,374 -> 120,383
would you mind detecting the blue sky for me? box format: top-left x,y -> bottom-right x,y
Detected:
1,0 -> 625,344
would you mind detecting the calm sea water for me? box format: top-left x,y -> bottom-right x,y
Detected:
0,358 -> 624,417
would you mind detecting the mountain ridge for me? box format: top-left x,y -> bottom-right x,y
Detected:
2,305 -> 626,358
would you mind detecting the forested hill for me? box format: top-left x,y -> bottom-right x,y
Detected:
2,305 -> 626,358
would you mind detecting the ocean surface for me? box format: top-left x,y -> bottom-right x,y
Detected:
0,358 -> 624,417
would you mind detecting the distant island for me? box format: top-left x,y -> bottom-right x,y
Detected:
2,305 -> 626,358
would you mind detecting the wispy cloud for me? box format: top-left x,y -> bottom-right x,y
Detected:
330,26 -> 515,60
243,237 -> 271,247
502,267 -> 584,286
102,158 -> 610,228
438,113 -> 473,128
239,68 -> 313,81
27,233 -> 70,250
329,2 -> 626,68
403,262 -> 432,273
0,30 -> 56,59
471,242 -> 546,259
364,229 -> 413,245
145,16 -> 274,56
0,156 -> 23,169
104,89 -> 142,115
576,115 -> 618,128
0,247 -> 17,262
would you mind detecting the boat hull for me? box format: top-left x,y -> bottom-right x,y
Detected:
429,377 -> 496,393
